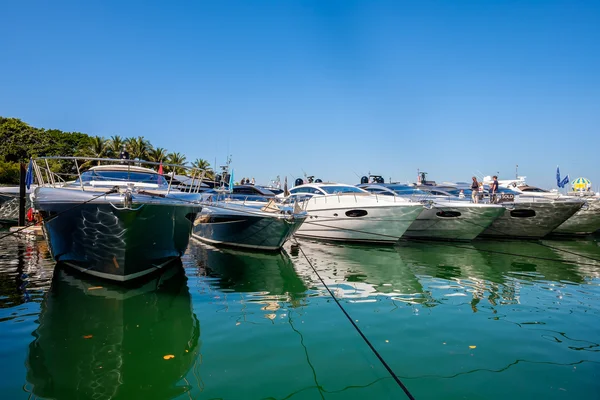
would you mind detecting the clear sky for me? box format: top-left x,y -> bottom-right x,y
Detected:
1,0 -> 598,189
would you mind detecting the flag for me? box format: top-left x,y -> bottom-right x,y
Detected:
25,159 -> 34,189
556,166 -> 561,188
560,175 -> 569,189
284,176 -> 289,197
228,169 -> 234,193
158,162 -> 163,175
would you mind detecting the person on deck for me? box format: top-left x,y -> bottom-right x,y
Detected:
471,177 -> 479,203
119,145 -> 130,162
490,175 -> 499,203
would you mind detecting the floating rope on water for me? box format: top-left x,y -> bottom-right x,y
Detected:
292,236 -> 416,400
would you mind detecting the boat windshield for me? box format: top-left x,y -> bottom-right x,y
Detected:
386,185 -> 428,195
520,187 -> 550,193
74,170 -> 168,186
320,186 -> 365,194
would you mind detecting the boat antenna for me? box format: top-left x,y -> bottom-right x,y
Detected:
515,164 -> 518,179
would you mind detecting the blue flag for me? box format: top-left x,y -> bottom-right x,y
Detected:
556,166 -> 561,188
228,169 -> 234,193
560,175 -> 569,189
25,159 -> 34,189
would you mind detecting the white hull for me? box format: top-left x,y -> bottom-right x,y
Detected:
295,200 -> 423,243
403,202 -> 505,241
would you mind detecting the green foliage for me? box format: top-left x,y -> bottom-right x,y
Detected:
192,158 -> 214,179
0,160 -> 20,184
0,117 -> 211,184
166,152 -> 187,174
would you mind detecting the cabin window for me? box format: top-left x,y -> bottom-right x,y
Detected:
510,209 -> 536,218
436,211 -> 461,218
345,209 -> 368,217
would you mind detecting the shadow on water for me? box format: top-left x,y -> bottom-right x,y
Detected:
25,261 -> 201,400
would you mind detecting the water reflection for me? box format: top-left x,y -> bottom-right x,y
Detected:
0,236 -> 53,308
191,244 -> 308,306
25,263 -> 200,400
292,237 -> 600,312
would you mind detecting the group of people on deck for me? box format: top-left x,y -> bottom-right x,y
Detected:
471,176 -> 499,203
240,177 -> 255,185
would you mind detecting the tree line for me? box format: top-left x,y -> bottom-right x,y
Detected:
0,117 -> 213,184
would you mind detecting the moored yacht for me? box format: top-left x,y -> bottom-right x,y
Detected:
358,184 -> 505,241
478,187 -> 583,238
31,157 -> 202,282
192,191 -> 306,251
281,183 -> 423,243
496,181 -> 600,235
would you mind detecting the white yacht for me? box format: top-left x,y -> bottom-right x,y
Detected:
498,183 -> 600,235
358,184 -> 505,241
280,183 -> 423,243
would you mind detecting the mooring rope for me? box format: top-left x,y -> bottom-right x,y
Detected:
292,236 -> 416,400
0,187 -> 119,241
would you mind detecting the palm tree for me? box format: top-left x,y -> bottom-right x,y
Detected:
108,135 -> 124,157
78,136 -> 108,167
125,136 -> 152,161
166,152 -> 187,174
148,147 -> 168,163
192,158 -> 214,179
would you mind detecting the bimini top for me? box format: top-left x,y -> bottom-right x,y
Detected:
89,164 -> 158,174
71,165 -> 168,188
288,183 -> 368,196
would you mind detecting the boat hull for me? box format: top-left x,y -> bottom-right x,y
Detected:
403,203 -> 505,241
295,203 -> 424,243
552,199 -> 600,235
34,190 -> 200,281
192,205 -> 306,251
481,201 -> 582,238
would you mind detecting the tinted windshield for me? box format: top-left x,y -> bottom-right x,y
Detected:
76,170 -> 168,186
320,186 -> 365,194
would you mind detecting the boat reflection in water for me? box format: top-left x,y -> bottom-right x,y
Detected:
190,243 -> 308,309
291,238 -> 599,311
26,262 -> 200,400
291,239 -> 431,305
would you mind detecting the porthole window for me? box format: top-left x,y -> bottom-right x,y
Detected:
436,211 -> 461,218
510,209 -> 536,218
345,209 -> 368,217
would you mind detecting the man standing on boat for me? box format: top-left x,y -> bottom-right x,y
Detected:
119,144 -> 130,162
490,175 -> 499,203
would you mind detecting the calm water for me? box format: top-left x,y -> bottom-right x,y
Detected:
0,231 -> 599,399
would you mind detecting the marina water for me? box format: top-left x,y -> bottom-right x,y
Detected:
1,232 -> 599,399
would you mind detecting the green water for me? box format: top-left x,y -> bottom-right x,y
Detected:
0,233 -> 599,399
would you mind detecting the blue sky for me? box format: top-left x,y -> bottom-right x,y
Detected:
1,0 -> 598,189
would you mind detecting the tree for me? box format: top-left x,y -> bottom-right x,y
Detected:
126,136 -> 152,161
148,147 -> 167,163
108,135 -> 124,157
166,152 -> 187,174
77,136 -> 109,166
192,158 -> 214,179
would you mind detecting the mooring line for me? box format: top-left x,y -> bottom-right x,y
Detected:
292,236 -> 416,400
